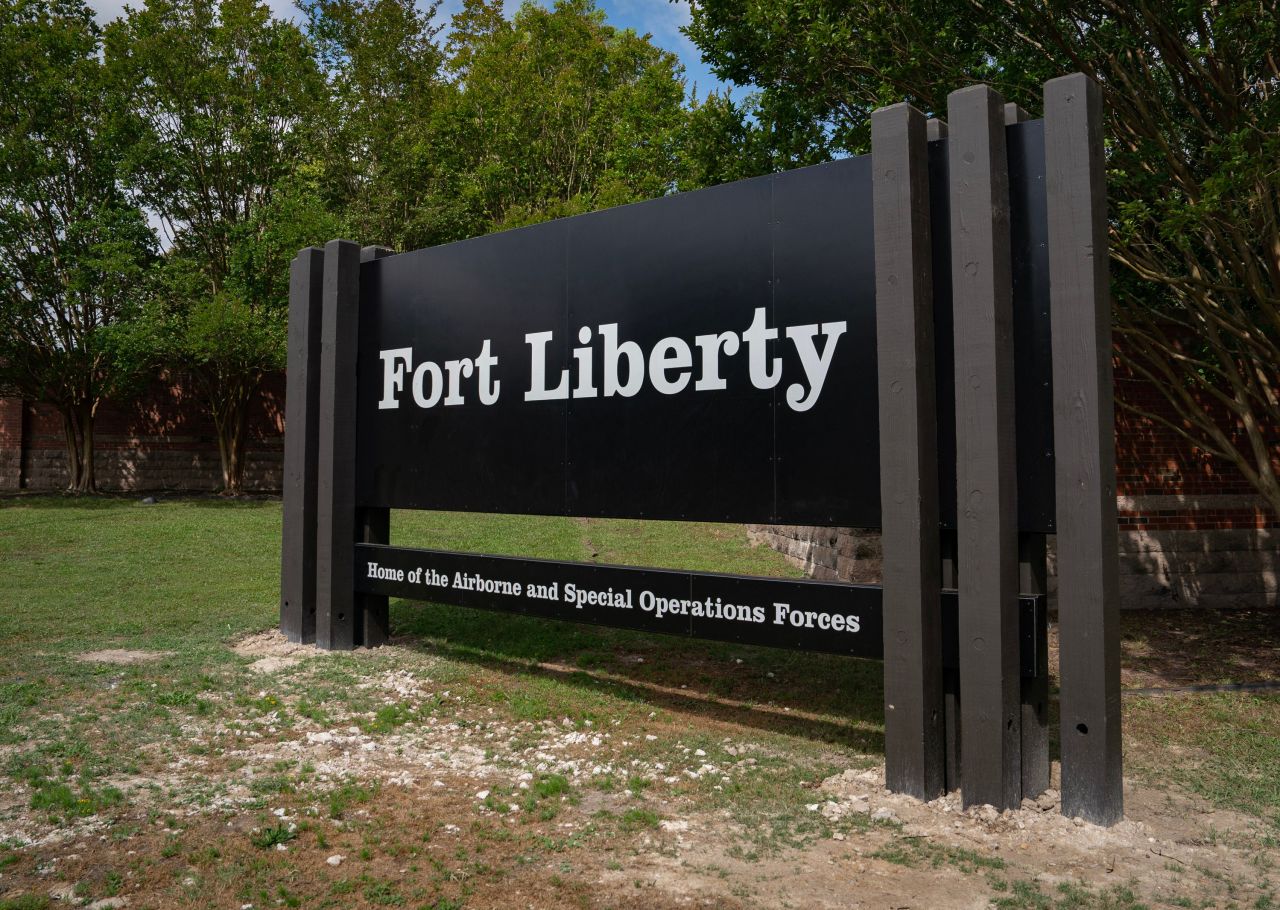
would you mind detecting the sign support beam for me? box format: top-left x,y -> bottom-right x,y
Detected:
280,246 -> 325,643
1005,100 -> 1052,801
316,239 -> 362,651
1045,72 -> 1123,825
873,102 -> 945,800
948,83 -> 1022,811
357,245 -> 395,647
927,115 -> 964,794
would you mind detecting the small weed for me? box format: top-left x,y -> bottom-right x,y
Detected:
103,871 -> 123,897
363,879 -> 405,906
29,780 -> 123,820
329,779 -> 380,819
249,774 -> 295,795
872,843 -> 916,867
250,824 -> 296,849
619,808 -> 660,831
363,703 -> 416,734
535,774 -> 570,799
296,700 -> 330,725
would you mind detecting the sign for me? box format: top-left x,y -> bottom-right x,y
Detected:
354,127 -> 1055,530
282,74 -> 1121,826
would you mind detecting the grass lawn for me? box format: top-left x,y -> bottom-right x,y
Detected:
0,494 -> 1277,910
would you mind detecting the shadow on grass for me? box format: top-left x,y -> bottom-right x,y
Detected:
0,492 -> 279,510
390,599 -> 887,756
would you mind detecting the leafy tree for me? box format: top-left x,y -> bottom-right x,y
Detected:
0,0 -> 155,493
685,0 -> 1280,516
141,179 -> 345,493
303,0 -> 457,251
105,0 -> 326,492
678,89 -> 832,191
437,0 -> 690,233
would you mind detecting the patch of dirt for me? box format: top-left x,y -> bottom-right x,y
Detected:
75,649 -> 173,665
232,629 -> 332,672
596,763 -> 1273,910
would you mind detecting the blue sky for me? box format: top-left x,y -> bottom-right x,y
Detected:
84,0 -> 738,99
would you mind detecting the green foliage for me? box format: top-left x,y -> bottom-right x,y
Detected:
249,822 -> 296,849
0,0 -> 156,491
684,0 -> 1280,514
431,0 -> 689,235
105,0 -> 328,491
303,0 -> 451,250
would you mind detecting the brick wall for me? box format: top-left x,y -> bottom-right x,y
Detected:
747,357 -> 1278,609
0,373 -> 285,493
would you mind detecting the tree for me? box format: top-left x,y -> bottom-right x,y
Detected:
303,0 -> 455,252
0,0 -> 155,493
105,0 -> 327,492
678,89 -> 832,191
685,0 -> 1280,517
436,0 -> 690,233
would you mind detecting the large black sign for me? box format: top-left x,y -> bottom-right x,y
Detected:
354,122 -> 1054,530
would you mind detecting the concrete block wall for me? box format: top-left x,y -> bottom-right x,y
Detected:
746,524 -> 1277,610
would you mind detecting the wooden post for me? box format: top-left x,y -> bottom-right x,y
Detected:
280,246 -> 325,644
1045,72 -> 1123,825
316,239 -> 362,651
948,83 -> 1022,810
928,114 -> 963,793
358,245 -> 394,647
873,102 -> 945,800
1005,100 -> 1052,800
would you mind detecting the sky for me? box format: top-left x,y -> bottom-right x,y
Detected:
83,0 -> 739,99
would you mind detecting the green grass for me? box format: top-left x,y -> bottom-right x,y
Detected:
0,896 -> 50,910
990,879 -> 1149,909
1,494 -> 1278,910
1126,692 -> 1280,828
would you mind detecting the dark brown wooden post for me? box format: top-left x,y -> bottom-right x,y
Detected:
873,102 -> 945,800
1004,100 -> 1052,800
357,245 -> 393,647
948,83 -> 1022,810
1045,72 -> 1123,825
928,114 -> 964,793
281,246 -> 325,643
316,239 -> 362,651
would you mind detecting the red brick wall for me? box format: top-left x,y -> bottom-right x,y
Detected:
0,373 -> 285,492
1114,357 -> 1279,531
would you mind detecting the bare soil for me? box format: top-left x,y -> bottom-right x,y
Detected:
3,613 -> 1278,909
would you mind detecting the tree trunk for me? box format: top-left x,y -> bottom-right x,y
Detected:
212,379 -> 255,495
59,402 -> 97,494
78,406 -> 96,493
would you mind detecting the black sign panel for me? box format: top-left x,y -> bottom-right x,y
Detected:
354,544 -> 1044,673
355,122 -> 1054,530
